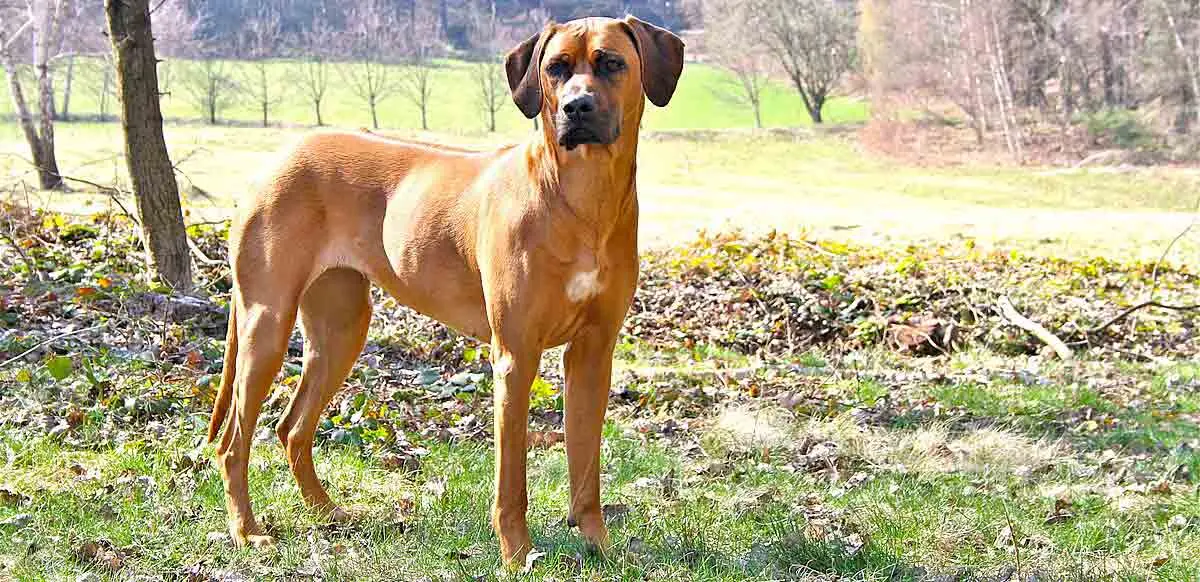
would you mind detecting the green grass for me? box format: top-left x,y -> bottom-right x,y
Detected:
0,58 -> 865,133
4,353 -> 1200,580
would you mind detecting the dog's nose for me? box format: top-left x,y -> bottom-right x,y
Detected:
561,94 -> 596,121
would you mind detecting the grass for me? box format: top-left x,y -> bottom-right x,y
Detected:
0,58 -> 867,133
3,124 -> 1197,263
3,351 -> 1199,580
1,218 -> 1198,579
3,58 -> 1199,261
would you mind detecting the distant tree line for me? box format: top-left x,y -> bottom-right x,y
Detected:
859,0 -> 1200,159
185,0 -> 694,58
695,0 -> 1200,159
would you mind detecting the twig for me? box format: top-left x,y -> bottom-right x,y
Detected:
1003,502 -> 1024,581
188,236 -> 223,266
187,219 -> 231,228
1087,301 -> 1200,336
1151,194 -> 1199,293
0,323 -> 109,370
0,226 -> 40,284
996,295 -> 1073,360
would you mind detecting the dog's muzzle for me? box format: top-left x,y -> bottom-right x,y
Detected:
557,94 -> 617,150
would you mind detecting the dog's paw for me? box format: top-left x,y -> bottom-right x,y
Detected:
224,531 -> 276,549
243,534 -> 277,549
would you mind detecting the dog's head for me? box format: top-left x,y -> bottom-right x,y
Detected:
505,16 -> 685,151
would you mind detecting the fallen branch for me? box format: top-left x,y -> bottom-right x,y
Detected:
996,295 -> 1073,360
187,236 -> 223,266
0,323 -> 109,369
1087,301 -> 1200,336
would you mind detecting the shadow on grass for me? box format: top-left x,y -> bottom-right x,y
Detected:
527,515 -> 914,581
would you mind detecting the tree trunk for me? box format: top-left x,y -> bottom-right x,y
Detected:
4,64 -> 60,190
61,54 -> 75,120
1163,1 -> 1200,135
259,66 -> 269,127
421,104 -> 428,131
105,0 -> 193,293
35,61 -> 62,189
370,95 -> 379,129
100,66 -> 111,118
314,99 -> 324,126
1099,30 -> 1117,108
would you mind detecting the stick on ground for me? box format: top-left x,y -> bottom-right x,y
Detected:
996,295 -> 1073,360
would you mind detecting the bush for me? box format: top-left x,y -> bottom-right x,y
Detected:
1079,108 -> 1158,150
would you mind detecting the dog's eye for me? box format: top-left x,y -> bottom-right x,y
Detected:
601,58 -> 625,74
546,61 -> 570,79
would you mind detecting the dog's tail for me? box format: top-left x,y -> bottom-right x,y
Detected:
207,299 -> 239,445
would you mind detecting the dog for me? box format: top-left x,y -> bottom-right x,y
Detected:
206,15 -> 684,567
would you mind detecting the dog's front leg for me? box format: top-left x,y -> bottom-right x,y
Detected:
489,337 -> 542,567
563,324 -> 619,553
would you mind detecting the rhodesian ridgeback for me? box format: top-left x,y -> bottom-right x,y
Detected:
206,15 -> 684,566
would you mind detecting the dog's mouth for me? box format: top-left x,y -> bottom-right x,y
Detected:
557,125 -> 607,150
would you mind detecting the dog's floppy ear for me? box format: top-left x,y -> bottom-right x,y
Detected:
506,23 -> 556,119
621,15 -> 686,107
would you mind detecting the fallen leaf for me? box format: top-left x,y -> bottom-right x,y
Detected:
994,525 -> 1014,549
75,539 -> 125,571
601,503 -> 631,525
527,431 -> 564,449
522,549 -> 545,574
626,536 -> 652,560
842,533 -> 865,555
0,487 -> 29,506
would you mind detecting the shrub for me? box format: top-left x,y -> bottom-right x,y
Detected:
1079,108 -> 1158,150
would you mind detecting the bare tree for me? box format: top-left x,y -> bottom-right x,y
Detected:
151,0 -> 202,106
288,18 -> 335,126
1158,0 -> 1200,133
239,8 -> 283,127
339,0 -> 402,130
475,57 -> 505,132
467,2 -> 505,132
705,0 -> 771,128
398,46 -> 436,131
55,0 -> 106,121
82,53 -> 116,120
180,59 -> 237,125
753,0 -> 856,124
105,0 -> 193,292
1,0 -> 72,190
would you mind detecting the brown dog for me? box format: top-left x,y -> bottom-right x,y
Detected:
206,15 -> 684,566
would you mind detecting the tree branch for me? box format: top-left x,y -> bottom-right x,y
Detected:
996,295 -> 1073,360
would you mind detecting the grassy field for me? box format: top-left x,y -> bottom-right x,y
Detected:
0,58 -> 868,133
4,358 -> 1197,581
3,57 -> 1198,262
3,122 -> 1197,263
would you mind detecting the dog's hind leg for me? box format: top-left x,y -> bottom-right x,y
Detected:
276,267 -> 371,520
215,297 -> 298,548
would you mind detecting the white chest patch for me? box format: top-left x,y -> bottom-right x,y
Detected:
566,269 -> 602,303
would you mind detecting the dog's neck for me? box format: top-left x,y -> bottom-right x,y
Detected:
529,106 -> 643,248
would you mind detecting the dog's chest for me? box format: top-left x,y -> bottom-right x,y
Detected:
563,252 -> 604,304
